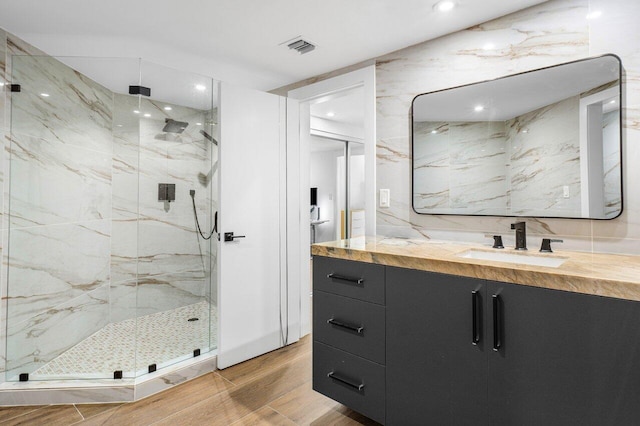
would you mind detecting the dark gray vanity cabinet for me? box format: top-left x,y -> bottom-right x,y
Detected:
487,281 -> 640,426
313,256 -> 640,425
386,267 -> 489,425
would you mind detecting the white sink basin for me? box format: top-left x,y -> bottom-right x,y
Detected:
457,249 -> 567,268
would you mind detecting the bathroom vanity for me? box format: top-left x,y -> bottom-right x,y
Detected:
311,237 -> 640,425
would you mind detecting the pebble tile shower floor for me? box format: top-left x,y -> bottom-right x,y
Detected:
30,301 -> 217,380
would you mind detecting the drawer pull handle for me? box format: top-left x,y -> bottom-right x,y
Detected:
327,273 -> 364,285
327,371 -> 365,391
327,318 -> 364,334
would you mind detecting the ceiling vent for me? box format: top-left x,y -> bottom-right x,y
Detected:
282,36 -> 316,54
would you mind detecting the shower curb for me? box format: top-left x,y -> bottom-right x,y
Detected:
0,352 -> 217,406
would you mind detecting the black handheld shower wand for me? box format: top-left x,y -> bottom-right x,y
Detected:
190,189 -> 216,240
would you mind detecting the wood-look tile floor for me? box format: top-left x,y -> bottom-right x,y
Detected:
0,336 -> 380,425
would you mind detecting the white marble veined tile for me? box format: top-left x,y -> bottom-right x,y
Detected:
136,219 -> 211,279
110,218 -> 138,285
413,121 -> 449,168
588,0 -> 640,105
0,385 -> 134,406
134,355 -> 217,401
137,157 -> 213,219
109,279 -> 137,324
5,283 -> 109,379
509,156 -> 581,215
9,55 -> 113,154
449,121 -> 507,165
6,219 -> 110,326
135,276 -> 208,319
112,93 -> 141,159
111,154 -> 139,220
8,133 -> 112,228
413,166 -> 450,213
449,163 -> 508,214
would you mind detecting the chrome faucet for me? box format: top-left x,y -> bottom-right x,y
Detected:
511,222 -> 527,250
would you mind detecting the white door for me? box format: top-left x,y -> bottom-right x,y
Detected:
217,83 -> 288,369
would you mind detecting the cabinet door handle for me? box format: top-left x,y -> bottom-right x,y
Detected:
327,318 -> 364,334
493,294 -> 502,351
327,371 -> 365,391
472,290 -> 480,345
327,273 -> 364,285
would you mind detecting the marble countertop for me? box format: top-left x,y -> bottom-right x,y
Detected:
311,236 -> 640,302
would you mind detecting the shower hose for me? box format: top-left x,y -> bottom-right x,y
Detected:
190,191 -> 217,240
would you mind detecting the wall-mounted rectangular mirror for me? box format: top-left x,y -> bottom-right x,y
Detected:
411,55 -> 622,219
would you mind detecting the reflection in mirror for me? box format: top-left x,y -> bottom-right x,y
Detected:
412,55 -> 622,219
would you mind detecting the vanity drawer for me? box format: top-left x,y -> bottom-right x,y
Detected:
313,290 -> 385,364
313,341 -> 385,424
313,256 -> 385,305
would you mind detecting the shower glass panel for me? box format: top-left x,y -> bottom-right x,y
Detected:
135,61 -> 218,376
6,55 -> 142,381
5,54 -> 218,382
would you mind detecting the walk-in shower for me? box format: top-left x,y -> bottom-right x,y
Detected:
4,52 -> 219,385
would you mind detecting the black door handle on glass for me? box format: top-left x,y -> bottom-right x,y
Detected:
472,290 -> 481,345
224,232 -> 246,242
493,294 -> 502,351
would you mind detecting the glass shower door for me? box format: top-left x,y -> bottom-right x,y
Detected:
134,62 -> 218,376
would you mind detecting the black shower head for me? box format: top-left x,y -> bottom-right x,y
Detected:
163,119 -> 189,134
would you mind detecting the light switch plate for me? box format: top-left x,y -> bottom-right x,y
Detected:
380,189 -> 390,208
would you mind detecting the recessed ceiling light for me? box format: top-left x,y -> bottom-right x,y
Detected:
474,105 -> 484,112
522,129 -> 529,134
483,43 -> 496,50
143,113 -> 151,117
431,130 -> 438,134
326,112 -> 335,117
0,82 -> 4,87
196,122 -> 202,126
195,84 -> 207,91
133,110 -> 140,114
434,0 -> 455,12
164,106 -> 172,111
609,99 -> 616,104
586,10 -> 602,19
40,93 -> 50,97
116,124 -> 123,127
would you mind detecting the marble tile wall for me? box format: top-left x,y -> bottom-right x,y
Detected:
376,0 -> 640,254
108,97 -> 217,325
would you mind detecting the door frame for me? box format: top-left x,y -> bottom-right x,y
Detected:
288,65 -> 376,337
